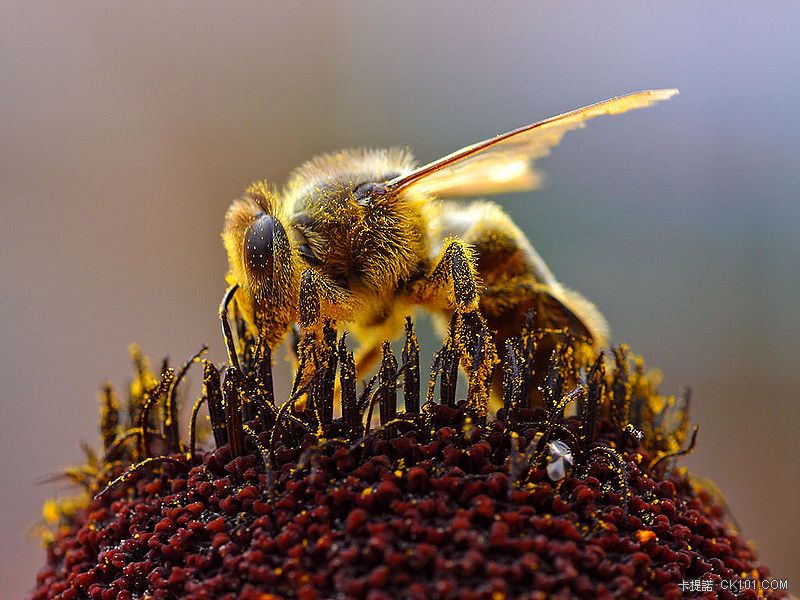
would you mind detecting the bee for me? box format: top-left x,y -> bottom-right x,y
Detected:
222,89 -> 678,414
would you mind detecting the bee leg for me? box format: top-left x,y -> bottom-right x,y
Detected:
454,309 -> 499,417
422,238 -> 479,312
291,270 -> 323,396
299,270 -> 321,330
297,269 -> 350,396
417,239 -> 498,415
298,268 -> 356,329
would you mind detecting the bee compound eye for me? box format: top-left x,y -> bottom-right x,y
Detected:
245,213 -> 276,276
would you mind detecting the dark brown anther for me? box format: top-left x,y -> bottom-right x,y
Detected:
649,425 -> 700,472
128,344 -> 155,423
137,371 -> 173,459
402,317 -> 420,414
163,376 -> 181,448
581,352 -> 605,449
425,349 -> 443,407
502,337 -> 524,428
542,344 -> 566,413
250,339 -> 276,432
438,314 -> 459,407
164,345 -> 208,450
99,383 -> 120,451
508,432 -> 524,488
356,373 -> 378,416
94,456 -> 188,501
440,344 -> 458,407
239,324 -> 260,423
223,367 -> 245,457
188,393 -> 206,463
338,335 -> 359,437
241,395 -> 257,423
378,342 -> 398,425
257,341 -> 275,405
319,323 -> 338,425
307,358 -> 323,428
233,302 -> 256,372
611,345 -> 631,432
202,359 -> 227,448
520,309 -> 539,401
219,284 -> 241,371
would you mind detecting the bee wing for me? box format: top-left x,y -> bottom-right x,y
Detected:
386,89 -> 678,198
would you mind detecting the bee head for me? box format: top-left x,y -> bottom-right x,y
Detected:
223,182 -> 301,347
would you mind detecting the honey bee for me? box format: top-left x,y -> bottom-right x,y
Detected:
223,89 -> 678,413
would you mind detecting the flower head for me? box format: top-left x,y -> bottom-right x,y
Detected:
32,310 -> 781,599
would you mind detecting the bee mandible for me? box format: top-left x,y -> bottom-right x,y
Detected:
222,89 -> 678,414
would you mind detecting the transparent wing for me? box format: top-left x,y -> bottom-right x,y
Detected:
386,89 -> 678,198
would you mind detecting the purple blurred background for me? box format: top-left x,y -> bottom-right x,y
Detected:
2,3 -> 798,596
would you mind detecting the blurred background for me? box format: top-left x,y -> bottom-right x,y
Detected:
2,2 -> 798,596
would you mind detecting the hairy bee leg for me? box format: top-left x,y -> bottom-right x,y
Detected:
437,201 -> 607,412
298,269 -> 357,409
455,310 -> 499,415
414,239 -> 498,414
219,284 -> 241,371
292,270 -> 323,397
299,270 -> 321,329
421,239 -> 480,312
